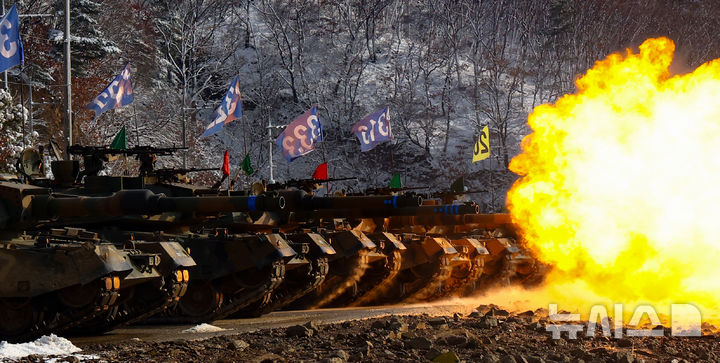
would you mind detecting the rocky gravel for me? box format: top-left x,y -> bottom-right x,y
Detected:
18,305 -> 720,362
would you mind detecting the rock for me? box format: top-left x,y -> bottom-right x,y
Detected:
429,317 -> 449,327
525,356 -> 545,363
320,358 -> 344,363
469,311 -> 482,318
486,308 -> 510,317
256,352 -> 285,363
475,304 -> 495,314
389,321 -> 409,333
480,317 -> 498,328
386,331 -> 398,340
444,335 -> 468,346
500,354 -> 517,363
64,356 -> 80,363
614,351 -> 634,363
464,336 -> 480,349
410,321 -> 427,330
518,310 -> 535,317
334,349 -> 350,361
453,313 -> 462,321
286,324 -> 313,338
616,338 -> 633,348
425,348 -> 443,361
589,347 -> 609,355
534,307 -> 549,317
361,341 -> 374,356
371,320 -> 387,329
405,336 -> 434,350
432,351 -> 461,363
229,339 -> 250,351
304,320 -> 319,332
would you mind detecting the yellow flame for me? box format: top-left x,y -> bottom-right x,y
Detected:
508,37 -> 720,319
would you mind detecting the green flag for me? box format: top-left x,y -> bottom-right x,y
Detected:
110,126 -> 127,150
450,177 -> 465,193
389,173 -> 402,189
241,153 -> 253,176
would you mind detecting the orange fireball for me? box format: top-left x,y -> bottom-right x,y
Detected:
508,37 -> 720,318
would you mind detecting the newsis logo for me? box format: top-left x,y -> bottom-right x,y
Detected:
545,303 -> 702,339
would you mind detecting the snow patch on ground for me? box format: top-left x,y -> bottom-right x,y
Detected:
0,334 -> 94,360
44,355 -> 100,363
182,323 -> 228,333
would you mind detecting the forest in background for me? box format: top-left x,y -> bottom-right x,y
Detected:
2,0 -> 719,211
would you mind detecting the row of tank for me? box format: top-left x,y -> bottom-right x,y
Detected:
0,151 -> 542,342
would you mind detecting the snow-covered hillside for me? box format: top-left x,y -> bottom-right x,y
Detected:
11,1 -> 720,211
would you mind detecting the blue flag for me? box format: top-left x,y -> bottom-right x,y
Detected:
85,63 -> 134,121
0,4 -> 23,73
200,75 -> 242,138
352,106 -> 392,152
276,105 -> 323,162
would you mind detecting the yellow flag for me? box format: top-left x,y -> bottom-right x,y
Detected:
472,125 -> 490,163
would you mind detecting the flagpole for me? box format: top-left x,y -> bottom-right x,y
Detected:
267,115 -> 274,184
2,0 -> 6,90
320,136 -> 329,196
19,79 -> 24,149
63,0 -> 72,157
181,87 -> 187,168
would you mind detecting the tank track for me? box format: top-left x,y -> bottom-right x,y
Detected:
0,280 -> 120,343
151,260 -> 285,323
70,275 -> 188,334
238,256 -> 330,317
309,250 -> 370,308
348,249 -> 403,307
402,255 -> 453,303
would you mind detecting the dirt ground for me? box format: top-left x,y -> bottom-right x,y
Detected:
16,304 -> 718,363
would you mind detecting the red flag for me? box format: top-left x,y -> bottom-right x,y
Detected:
312,162 -> 328,180
222,150 -> 230,176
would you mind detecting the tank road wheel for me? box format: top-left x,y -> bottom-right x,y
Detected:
410,262 -> 439,280
57,283 -> 100,308
404,256 -> 452,302
179,281 -> 223,320
0,299 -> 34,337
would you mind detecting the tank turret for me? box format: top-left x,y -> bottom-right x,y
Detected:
0,182 -> 285,231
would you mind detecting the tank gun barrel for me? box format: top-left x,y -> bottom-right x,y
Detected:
154,194 -> 285,214
299,203 -> 479,220
280,190 -> 422,211
28,190 -> 285,221
389,213 -> 513,229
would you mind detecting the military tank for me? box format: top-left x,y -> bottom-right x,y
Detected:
388,210 -> 542,290
0,181 -> 133,342
254,186 -> 539,306
45,152 -> 297,323
35,144 -> 539,323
